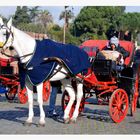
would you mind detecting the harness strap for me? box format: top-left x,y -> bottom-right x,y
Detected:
47,66 -> 63,79
1,50 -> 33,61
0,25 -> 14,48
42,57 -> 75,77
0,25 -> 33,61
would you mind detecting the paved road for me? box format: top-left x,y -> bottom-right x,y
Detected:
0,93 -> 140,135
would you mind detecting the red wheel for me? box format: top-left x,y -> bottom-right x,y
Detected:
5,86 -> 18,101
42,81 -> 51,102
130,66 -> 140,116
109,89 -> 129,123
18,88 -> 28,104
61,90 -> 85,118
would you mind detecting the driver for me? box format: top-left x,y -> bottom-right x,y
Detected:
104,36 -> 130,60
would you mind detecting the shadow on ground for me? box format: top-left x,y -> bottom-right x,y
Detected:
0,105 -> 64,125
0,96 -> 125,124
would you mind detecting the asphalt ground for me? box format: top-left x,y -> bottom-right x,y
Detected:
0,93 -> 140,135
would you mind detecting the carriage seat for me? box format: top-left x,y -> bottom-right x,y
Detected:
92,59 -> 114,81
101,41 -> 135,66
92,50 -> 124,81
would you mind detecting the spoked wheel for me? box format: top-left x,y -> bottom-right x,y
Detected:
42,81 -> 51,102
5,86 -> 18,101
137,91 -> 140,108
109,89 -> 129,123
18,88 -> 28,104
130,65 -> 140,115
61,90 -> 85,118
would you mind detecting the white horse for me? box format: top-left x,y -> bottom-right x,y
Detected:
0,17 -> 87,126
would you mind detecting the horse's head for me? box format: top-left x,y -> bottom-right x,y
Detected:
0,17 -> 14,52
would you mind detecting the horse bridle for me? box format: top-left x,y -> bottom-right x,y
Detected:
0,24 -> 14,49
0,25 -> 33,60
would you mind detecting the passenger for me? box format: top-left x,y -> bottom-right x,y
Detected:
104,36 -> 130,60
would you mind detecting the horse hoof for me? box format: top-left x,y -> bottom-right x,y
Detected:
70,119 -> 77,124
36,123 -> 45,127
23,122 -> 32,126
64,118 -> 70,124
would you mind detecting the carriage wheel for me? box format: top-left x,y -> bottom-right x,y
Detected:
42,81 -> 51,102
18,88 -> 28,104
109,89 -> 129,123
5,86 -> 18,101
61,90 -> 85,118
130,66 -> 140,115
137,86 -> 140,108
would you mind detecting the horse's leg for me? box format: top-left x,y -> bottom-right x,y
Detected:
61,79 -> 75,124
36,83 -> 46,127
24,82 -> 34,126
71,82 -> 83,123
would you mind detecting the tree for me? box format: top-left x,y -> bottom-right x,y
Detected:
59,6 -> 74,43
59,7 -> 74,28
117,12 -> 140,40
73,6 -> 125,39
28,6 -> 40,23
0,15 -> 7,22
13,6 -> 31,26
37,10 -> 53,29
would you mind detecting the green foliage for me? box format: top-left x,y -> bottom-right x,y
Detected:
51,24 -> 61,31
37,10 -> 53,28
59,7 -> 74,27
65,31 -> 81,45
117,12 -> 140,40
48,29 -> 63,42
73,6 -> 125,39
28,6 -> 40,23
13,6 -> 31,26
17,23 -> 47,34
0,15 -> 7,22
47,24 -> 80,45
13,6 -> 54,34
2,6 -> 140,43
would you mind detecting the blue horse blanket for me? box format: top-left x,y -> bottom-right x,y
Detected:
19,39 -> 90,87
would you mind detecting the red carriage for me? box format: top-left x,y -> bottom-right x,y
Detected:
0,58 -> 51,104
61,40 -> 140,123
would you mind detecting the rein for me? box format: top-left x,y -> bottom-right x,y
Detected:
0,25 -> 14,48
0,25 -> 33,61
1,49 -> 33,60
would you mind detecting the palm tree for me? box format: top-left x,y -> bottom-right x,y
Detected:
28,6 -> 40,23
59,7 -> 74,28
37,10 -> 53,28
59,6 -> 74,43
35,10 -> 53,35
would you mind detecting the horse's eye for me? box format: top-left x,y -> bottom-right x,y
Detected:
9,46 -> 14,50
3,33 -> 6,36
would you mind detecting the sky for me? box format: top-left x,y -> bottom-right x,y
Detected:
0,6 -> 82,26
0,6 -> 140,26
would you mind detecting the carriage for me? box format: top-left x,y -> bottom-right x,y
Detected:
0,58 -> 51,104
1,17 -> 140,125
61,40 -> 140,123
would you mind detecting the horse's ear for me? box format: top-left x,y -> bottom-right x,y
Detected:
0,17 -> 4,26
7,17 -> 12,28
